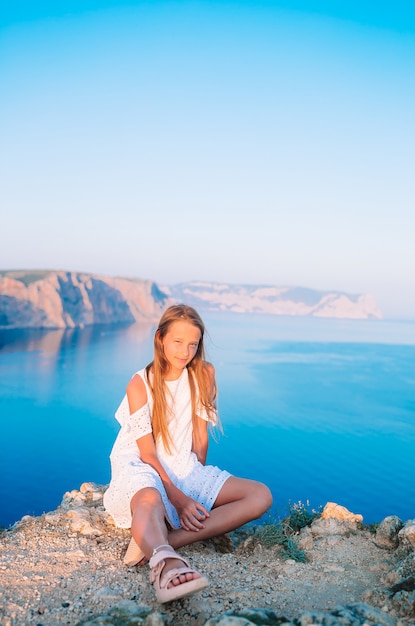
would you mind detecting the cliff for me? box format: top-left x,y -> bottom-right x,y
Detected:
0,270 -> 171,329
0,271 -> 382,329
1,485 -> 414,626
168,281 -> 382,320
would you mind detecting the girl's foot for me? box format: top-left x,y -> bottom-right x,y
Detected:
123,537 -> 148,567
149,545 -> 209,603
162,557 -> 201,587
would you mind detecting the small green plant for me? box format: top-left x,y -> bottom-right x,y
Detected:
256,500 -> 321,562
281,537 -> 306,562
284,500 -> 320,533
366,522 -> 380,534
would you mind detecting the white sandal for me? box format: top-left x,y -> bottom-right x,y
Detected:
149,545 -> 209,603
123,537 -> 147,566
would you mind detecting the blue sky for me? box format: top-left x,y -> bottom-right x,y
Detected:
1,1 -> 414,319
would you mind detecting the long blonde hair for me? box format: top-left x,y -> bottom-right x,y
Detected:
145,304 -> 218,453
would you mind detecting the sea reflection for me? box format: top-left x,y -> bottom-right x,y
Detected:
0,321 -> 156,356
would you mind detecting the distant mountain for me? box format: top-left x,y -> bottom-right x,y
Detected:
167,281 -> 382,320
0,271 -> 382,329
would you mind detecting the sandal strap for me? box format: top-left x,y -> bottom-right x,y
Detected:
152,544 -> 172,556
159,566 -> 196,590
149,549 -> 188,570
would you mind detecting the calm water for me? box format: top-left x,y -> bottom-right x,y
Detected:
1,313 -> 414,528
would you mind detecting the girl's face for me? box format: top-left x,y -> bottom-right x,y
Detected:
161,319 -> 201,379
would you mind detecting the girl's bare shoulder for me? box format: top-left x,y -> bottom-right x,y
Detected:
126,373 -> 147,411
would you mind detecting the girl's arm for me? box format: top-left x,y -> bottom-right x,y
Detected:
192,361 -> 216,464
192,419 -> 208,464
136,433 -> 182,499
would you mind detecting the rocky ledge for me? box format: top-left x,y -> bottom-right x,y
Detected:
1,483 -> 414,626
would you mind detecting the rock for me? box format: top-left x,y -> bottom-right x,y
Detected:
207,603 -> 397,626
320,502 -> 363,524
398,518 -> 415,550
311,518 -> 359,537
92,585 -> 123,600
363,581 -> 415,622
61,483 -> 108,509
55,484 -> 116,535
204,616 -> 256,625
310,503 -> 363,537
384,551 -> 415,585
77,602 -> 154,625
304,601 -> 397,625
80,481 -> 107,497
204,611 -> 290,626
298,526 -> 314,551
374,516 -> 404,550
63,507 -> 105,536
145,613 -> 167,626
210,533 -> 234,553
361,551 -> 415,621
224,608 -> 291,625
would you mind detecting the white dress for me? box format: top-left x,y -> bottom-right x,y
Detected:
103,367 -> 231,529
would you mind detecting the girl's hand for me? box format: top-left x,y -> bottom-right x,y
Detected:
172,490 -> 210,531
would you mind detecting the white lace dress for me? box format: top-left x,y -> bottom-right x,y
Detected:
103,367 -> 231,529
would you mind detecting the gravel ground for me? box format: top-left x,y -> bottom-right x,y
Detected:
0,517 -> 401,625
0,486 -> 411,626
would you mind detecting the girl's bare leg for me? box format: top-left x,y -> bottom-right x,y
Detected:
168,477 -> 272,550
130,488 -> 199,587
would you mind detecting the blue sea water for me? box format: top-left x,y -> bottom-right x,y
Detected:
1,313 -> 414,529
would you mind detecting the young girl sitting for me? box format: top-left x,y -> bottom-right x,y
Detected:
103,304 -> 272,603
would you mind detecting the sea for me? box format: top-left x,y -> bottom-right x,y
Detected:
1,312 -> 414,529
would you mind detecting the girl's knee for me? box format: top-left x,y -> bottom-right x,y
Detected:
262,483 -> 273,510
131,487 -> 162,511
252,482 -> 273,517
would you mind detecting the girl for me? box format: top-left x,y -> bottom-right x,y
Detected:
103,304 -> 272,603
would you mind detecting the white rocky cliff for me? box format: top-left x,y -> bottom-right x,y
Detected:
168,281 -> 382,320
0,271 -> 171,328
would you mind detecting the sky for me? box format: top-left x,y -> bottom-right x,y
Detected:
1,1 -> 414,320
